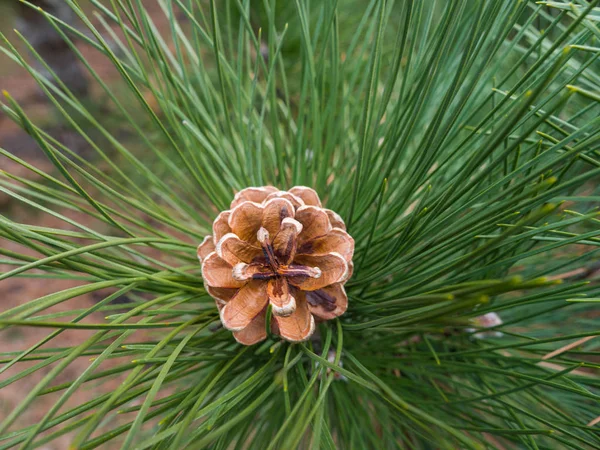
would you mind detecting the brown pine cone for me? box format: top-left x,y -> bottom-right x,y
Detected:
197,186 -> 354,344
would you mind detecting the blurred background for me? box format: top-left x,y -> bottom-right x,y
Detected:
0,3 -> 177,445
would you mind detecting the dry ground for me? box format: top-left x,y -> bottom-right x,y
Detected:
0,4 -> 182,447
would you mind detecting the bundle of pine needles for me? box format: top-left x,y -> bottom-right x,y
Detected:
0,1 -> 599,448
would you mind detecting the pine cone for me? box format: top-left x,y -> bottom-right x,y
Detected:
197,186 -> 354,344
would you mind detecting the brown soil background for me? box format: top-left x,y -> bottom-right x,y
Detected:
0,3 -> 178,448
